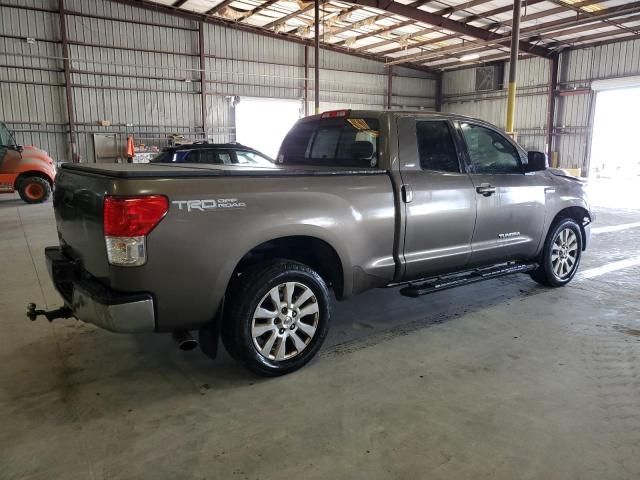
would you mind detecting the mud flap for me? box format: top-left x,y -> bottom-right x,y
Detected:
198,297 -> 224,360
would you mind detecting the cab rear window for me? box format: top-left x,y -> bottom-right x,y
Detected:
278,117 -> 379,168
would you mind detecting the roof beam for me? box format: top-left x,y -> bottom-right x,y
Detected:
552,24 -> 640,46
263,2 -> 324,29
378,0 -> 548,57
390,0 -> 640,64
464,0 -> 546,25
485,0 -> 603,30
206,0 -> 235,15
347,0 -> 552,57
419,10 -> 640,67
519,1 -> 640,39
241,0 -> 281,20
546,13 -> 640,41
440,51 -> 517,70
335,0 -> 507,49
172,0 -> 189,7
406,0 -> 604,54
332,19 -> 414,46
388,36 -> 510,65
366,0 -> 530,57
287,5 -> 360,36
567,32 -> 640,51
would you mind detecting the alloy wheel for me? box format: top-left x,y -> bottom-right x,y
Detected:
551,227 -> 579,279
251,282 -> 319,361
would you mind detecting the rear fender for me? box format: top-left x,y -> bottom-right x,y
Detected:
211,224 -> 353,316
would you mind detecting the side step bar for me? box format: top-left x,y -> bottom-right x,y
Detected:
399,262 -> 538,298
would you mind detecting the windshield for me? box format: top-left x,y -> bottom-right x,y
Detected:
0,122 -> 13,146
278,117 -> 379,168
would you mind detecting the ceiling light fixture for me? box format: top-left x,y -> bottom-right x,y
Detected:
459,53 -> 480,62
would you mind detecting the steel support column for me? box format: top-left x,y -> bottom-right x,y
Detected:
506,0 -> 522,133
547,54 -> 559,159
435,72 -> 443,112
386,66 -> 393,109
304,46 -> 309,116
198,21 -> 207,140
314,0 -> 320,114
58,0 -> 77,162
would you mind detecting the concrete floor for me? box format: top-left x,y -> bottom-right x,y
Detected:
1,191 -> 640,480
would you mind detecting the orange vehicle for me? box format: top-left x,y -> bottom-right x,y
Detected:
0,122 -> 56,204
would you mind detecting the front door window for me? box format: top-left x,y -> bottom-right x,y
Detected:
460,122 -> 522,174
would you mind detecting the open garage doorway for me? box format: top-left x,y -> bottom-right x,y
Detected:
235,97 -> 301,159
588,79 -> 640,209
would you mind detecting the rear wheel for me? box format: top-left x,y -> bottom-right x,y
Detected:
18,176 -> 51,204
530,218 -> 583,287
222,260 -> 331,376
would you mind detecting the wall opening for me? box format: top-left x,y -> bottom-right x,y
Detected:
588,84 -> 640,208
235,97 -> 302,159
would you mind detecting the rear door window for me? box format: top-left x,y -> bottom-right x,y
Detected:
279,117 -> 379,168
416,121 -> 460,172
234,151 -> 273,166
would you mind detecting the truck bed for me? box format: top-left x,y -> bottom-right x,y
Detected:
59,162 -> 387,178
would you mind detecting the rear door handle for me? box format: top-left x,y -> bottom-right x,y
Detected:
401,184 -> 413,203
476,183 -> 496,197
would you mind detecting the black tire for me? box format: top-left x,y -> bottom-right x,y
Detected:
530,218 -> 583,287
18,176 -> 51,204
222,260 -> 331,377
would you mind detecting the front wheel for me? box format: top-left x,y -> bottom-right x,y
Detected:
530,218 -> 583,287
222,260 -> 331,376
18,176 -> 51,204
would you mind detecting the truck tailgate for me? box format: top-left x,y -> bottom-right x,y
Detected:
52,167 -> 112,280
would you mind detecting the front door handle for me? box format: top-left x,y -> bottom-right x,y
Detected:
476,183 -> 497,197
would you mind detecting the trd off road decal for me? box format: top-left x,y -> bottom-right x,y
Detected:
172,198 -> 246,212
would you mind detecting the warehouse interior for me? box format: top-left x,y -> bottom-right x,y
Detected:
2,0 -> 640,478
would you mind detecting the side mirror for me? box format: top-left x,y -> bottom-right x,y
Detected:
15,145 -> 24,153
526,151 -> 547,172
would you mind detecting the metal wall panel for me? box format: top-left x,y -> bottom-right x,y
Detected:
0,3 -> 59,40
0,2 -> 69,161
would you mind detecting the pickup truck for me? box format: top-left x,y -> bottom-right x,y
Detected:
30,111 -> 592,376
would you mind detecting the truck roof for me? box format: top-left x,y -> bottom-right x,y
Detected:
302,110 -> 478,121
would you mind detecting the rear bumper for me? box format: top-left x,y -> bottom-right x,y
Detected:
45,247 -> 156,333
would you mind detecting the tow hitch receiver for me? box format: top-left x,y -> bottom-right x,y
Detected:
26,303 -> 73,322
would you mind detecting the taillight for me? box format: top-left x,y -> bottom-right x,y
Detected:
320,109 -> 350,119
103,195 -> 169,266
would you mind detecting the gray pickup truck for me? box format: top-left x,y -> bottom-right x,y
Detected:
30,110 -> 592,376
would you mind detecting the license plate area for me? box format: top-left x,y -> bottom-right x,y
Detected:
45,247 -> 80,303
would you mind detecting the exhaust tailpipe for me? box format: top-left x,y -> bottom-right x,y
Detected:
172,330 -> 198,351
